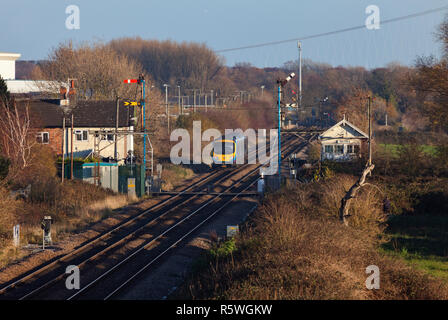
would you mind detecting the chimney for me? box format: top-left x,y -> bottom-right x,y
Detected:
58,79 -> 76,106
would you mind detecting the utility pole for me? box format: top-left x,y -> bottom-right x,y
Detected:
177,85 -> 181,115
368,96 -> 372,166
61,117 -> 65,183
211,90 -> 214,106
298,41 -> 302,123
164,84 -> 170,134
277,84 -> 282,176
194,89 -> 197,112
114,97 -> 119,161
261,85 -> 265,97
70,113 -> 74,180
205,92 -> 208,112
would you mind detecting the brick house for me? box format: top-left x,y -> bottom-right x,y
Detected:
23,99 -> 135,162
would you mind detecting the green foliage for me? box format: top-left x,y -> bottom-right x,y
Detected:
0,76 -> 10,104
397,143 -> 425,177
310,163 -> 336,182
306,141 -> 321,163
189,238 -> 237,275
382,214 -> 448,281
208,238 -> 237,260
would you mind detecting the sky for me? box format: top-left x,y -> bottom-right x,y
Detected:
1,0 -> 447,69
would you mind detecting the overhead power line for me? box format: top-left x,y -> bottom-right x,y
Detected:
215,5 -> 448,53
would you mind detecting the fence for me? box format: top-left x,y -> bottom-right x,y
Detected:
59,162 -> 146,197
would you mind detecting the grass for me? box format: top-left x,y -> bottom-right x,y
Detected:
0,180 -> 133,269
379,144 -> 438,158
381,214 -> 448,281
161,163 -> 195,191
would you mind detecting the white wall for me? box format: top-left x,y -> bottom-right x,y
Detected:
6,80 -> 60,94
64,127 -> 133,162
0,52 -> 20,80
0,60 -> 15,79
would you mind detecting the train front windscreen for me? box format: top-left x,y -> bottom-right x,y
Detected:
214,140 -> 235,155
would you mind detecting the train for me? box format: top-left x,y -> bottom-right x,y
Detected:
212,133 -> 248,166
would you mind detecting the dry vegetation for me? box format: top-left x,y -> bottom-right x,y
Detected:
0,178 -> 130,268
176,177 -> 448,300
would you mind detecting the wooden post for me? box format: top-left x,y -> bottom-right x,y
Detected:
368,96 -> 372,166
114,97 -> 119,161
61,117 -> 65,183
70,113 -> 74,180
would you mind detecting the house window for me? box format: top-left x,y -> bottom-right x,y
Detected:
101,132 -> 114,141
324,145 -> 333,153
36,132 -> 49,144
335,145 -> 344,154
75,130 -> 88,141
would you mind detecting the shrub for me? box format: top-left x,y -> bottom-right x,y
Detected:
397,142 -> 425,177
177,182 -> 448,300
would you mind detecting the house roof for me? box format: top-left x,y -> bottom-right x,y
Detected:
17,99 -> 133,128
319,117 -> 369,140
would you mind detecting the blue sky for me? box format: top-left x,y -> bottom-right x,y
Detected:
1,0 -> 447,68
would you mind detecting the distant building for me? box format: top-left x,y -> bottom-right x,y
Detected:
0,52 -> 21,79
1,51 -> 59,94
319,116 -> 369,161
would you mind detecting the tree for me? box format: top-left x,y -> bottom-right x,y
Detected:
109,38 -> 223,91
0,76 -> 10,106
409,16 -> 448,132
34,41 -> 145,100
0,99 -> 35,182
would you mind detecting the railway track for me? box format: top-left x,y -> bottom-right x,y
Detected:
0,133 -> 311,300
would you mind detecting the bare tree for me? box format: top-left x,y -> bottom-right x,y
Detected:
0,99 -> 36,180
339,163 -> 375,226
33,41 -> 146,100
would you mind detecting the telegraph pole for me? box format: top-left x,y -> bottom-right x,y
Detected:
298,41 -> 302,122
164,84 -> 170,134
70,113 -> 74,179
277,84 -> 282,176
177,85 -> 181,115
61,117 -> 65,183
114,97 -> 119,161
194,89 -> 197,112
368,96 -> 372,166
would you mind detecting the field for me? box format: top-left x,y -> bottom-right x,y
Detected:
381,215 -> 448,281
378,144 -> 438,158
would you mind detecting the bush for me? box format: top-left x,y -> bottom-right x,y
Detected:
398,143 -> 425,177
176,183 -> 448,300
